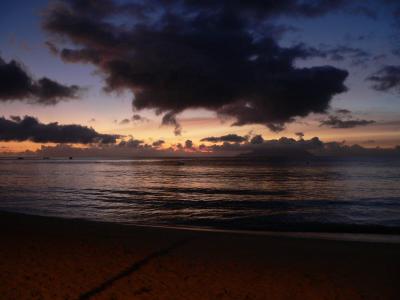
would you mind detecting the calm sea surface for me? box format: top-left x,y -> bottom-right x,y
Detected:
1,157 -> 400,233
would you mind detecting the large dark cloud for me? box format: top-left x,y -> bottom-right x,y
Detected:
0,115 -> 118,144
43,0 -> 349,133
367,66 -> 400,93
0,55 -> 81,104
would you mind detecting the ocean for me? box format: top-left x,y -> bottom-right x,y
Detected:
1,157 -> 399,233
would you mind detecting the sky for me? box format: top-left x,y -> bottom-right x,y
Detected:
0,0 -> 399,157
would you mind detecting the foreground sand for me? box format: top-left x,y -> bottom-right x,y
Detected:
1,212 -> 399,300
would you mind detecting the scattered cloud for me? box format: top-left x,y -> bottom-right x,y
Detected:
132,114 -> 150,123
367,65 -> 400,93
320,115 -> 375,129
119,118 -> 131,125
0,55 -> 82,104
318,45 -> 371,66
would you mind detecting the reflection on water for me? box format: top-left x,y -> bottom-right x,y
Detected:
0,157 -> 399,232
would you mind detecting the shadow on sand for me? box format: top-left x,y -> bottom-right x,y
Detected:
78,238 -> 191,300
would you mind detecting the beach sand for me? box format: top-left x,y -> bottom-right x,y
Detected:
1,212 -> 399,299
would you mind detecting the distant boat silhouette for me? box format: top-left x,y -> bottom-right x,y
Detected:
43,157 -> 50,160
69,157 -> 73,160
17,157 -> 24,160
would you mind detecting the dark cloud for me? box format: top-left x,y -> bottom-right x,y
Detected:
162,112 -> 182,136
363,139 -> 376,144
152,140 -> 165,147
132,114 -> 142,121
185,139 -> 194,149
201,134 -> 248,143
327,46 -> 370,66
250,134 -> 264,144
320,115 -> 375,129
119,118 -> 130,125
0,55 -> 81,104
367,66 -> 400,93
10,115 -> 22,122
295,132 -> 304,139
43,0 -> 349,132
335,108 -> 351,114
306,44 -> 371,66
118,138 -> 144,148
327,46 -> 369,62
132,114 -> 150,123
0,115 -> 118,144
45,41 -> 59,55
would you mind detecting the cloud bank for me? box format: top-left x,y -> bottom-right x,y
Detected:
0,116 -> 118,144
3,131 -> 397,159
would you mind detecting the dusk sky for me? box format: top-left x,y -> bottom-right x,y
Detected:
0,0 -> 399,155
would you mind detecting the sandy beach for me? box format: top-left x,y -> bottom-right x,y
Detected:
1,211 -> 399,300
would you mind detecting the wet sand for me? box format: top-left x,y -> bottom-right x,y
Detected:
1,211 -> 399,299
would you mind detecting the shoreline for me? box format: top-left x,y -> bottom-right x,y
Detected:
2,210 -> 400,244
1,210 -> 400,299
